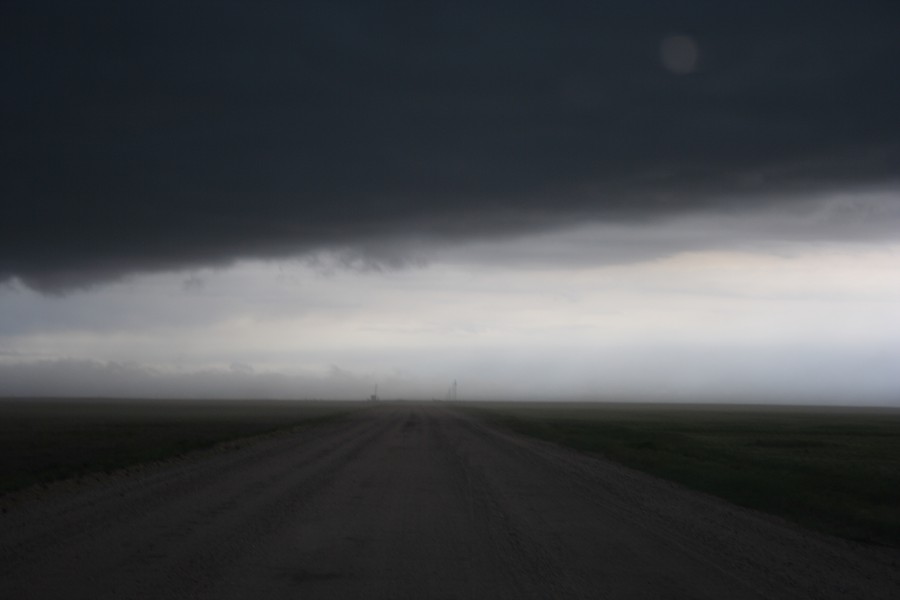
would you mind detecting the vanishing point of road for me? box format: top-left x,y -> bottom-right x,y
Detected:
2,404 -> 898,599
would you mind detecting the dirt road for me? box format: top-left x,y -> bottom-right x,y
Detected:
2,404 -> 898,599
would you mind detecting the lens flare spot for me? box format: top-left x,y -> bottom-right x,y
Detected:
660,34 -> 699,74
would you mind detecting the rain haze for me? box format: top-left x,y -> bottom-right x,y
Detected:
2,1 -> 899,404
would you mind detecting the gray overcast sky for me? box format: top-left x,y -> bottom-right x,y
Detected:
1,1 -> 899,403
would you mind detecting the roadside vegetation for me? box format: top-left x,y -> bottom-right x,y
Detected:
0,399 -> 360,495
468,402 -> 900,547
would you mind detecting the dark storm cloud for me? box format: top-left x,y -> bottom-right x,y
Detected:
3,1 -> 899,291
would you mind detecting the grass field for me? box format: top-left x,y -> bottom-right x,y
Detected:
466,402 -> 900,548
0,398 -> 361,495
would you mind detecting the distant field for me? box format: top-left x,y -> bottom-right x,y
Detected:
466,402 -> 900,547
0,398 -> 361,495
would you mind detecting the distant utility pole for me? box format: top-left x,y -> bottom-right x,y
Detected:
370,383 -> 378,402
447,380 -> 457,402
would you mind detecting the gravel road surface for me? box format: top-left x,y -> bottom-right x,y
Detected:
2,404 -> 898,599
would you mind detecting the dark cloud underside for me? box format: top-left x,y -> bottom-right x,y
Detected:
3,1 -> 899,291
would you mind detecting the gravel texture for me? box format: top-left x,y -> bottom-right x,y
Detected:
2,403 -> 898,599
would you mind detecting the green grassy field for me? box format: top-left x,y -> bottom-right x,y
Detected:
0,398 -> 361,495
466,402 -> 900,548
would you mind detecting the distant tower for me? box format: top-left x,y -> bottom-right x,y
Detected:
370,383 -> 378,402
448,380 -> 457,401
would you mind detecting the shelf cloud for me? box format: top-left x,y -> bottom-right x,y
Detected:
2,1 -> 899,292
